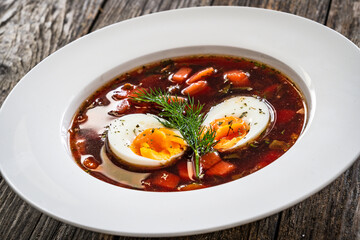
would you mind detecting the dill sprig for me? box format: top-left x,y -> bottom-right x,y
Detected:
131,88 -> 217,178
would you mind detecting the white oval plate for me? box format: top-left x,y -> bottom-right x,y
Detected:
0,7 -> 359,237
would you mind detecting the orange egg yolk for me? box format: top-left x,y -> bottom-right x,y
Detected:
209,116 -> 250,152
130,128 -> 187,160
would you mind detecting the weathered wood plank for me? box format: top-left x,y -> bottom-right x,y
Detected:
29,214 -> 117,240
90,0 -> 213,31
0,180 -> 42,240
0,0 -> 104,107
327,0 -> 359,46
0,0 -> 104,239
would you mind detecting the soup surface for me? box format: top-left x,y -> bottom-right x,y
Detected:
69,55 -> 306,191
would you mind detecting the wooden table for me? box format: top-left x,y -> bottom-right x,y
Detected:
0,0 -> 359,239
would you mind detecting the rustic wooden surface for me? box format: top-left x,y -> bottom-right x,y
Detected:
0,0 -> 359,239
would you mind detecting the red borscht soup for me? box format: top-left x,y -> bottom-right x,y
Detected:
69,55 -> 306,191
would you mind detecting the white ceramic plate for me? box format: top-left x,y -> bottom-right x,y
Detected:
0,7 -> 359,237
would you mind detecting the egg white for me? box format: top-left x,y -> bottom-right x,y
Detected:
107,113 -> 186,169
203,96 -> 273,151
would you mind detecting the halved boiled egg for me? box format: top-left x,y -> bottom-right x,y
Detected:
107,113 -> 187,170
203,96 -> 273,152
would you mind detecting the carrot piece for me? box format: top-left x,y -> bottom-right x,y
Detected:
83,156 -> 99,169
178,183 -> 206,191
263,84 -> 279,98
116,99 -> 130,113
224,70 -> 250,87
277,109 -> 296,124
167,96 -> 187,104
206,161 -> 236,176
147,171 -> 180,190
186,67 -> 214,84
200,152 -> 222,170
181,80 -> 209,96
128,87 -> 152,107
177,161 -> 193,180
108,99 -> 131,117
112,83 -> 135,100
172,67 -> 192,84
128,87 -> 148,98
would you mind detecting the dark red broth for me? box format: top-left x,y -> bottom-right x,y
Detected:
69,55 -> 306,191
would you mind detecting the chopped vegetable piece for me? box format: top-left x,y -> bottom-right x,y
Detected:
200,152 -> 222,170
177,161 -> 193,180
206,161 -> 236,176
224,70 -> 250,87
263,84 -> 279,99
178,183 -> 206,191
116,99 -> 130,113
112,84 -> 136,100
108,99 -> 131,116
277,109 -> 296,124
167,96 -> 187,104
172,67 -> 192,83
146,171 -> 180,190
186,67 -> 214,84
181,80 -> 209,96
296,108 -> 305,114
128,87 -> 148,99
269,140 -> 289,151
83,156 -> 99,169
128,87 -> 151,106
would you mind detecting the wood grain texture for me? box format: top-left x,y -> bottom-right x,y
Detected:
0,0 -> 359,239
90,0 -> 213,31
327,0 -> 360,46
0,0 -> 104,107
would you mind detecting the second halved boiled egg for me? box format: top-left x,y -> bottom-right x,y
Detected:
203,96 -> 273,152
107,113 -> 187,170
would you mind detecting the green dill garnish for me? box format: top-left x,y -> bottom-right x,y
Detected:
249,143 -> 258,148
131,88 -> 217,178
239,111 -> 248,118
101,130 -> 108,140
